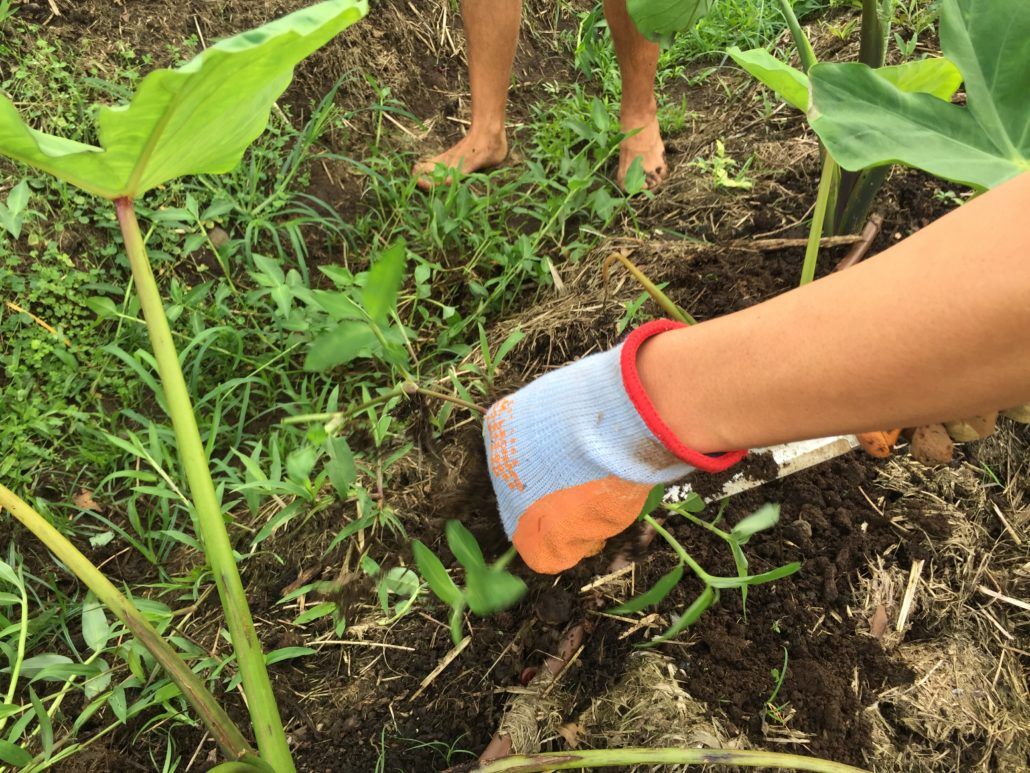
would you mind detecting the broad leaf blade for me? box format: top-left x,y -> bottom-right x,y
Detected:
445,520 -> 486,570
637,483 -> 666,521
0,0 -> 369,198
809,0 -> 1030,190
362,239 -> 408,324
645,585 -> 717,646
876,58 -> 963,101
730,503 -> 781,542
627,0 -> 712,46
727,47 -> 809,111
304,321 -> 378,371
809,62 -> 1022,189
412,540 -> 462,607
464,566 -> 527,616
609,563 -> 683,615
940,0 -> 1028,160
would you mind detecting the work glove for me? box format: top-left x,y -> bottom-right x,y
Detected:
483,320 -> 745,574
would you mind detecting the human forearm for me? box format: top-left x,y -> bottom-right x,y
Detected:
638,173 -> 1030,453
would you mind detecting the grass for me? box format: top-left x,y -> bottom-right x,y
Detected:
0,1 -> 809,767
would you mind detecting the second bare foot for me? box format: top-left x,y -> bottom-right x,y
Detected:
617,116 -> 667,192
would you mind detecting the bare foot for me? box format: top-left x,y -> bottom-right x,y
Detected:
413,132 -> 508,190
617,116 -> 667,191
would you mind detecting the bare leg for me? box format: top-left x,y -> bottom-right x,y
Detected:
414,0 -> 520,189
604,0 -> 666,190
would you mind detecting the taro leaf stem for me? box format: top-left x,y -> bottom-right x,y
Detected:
776,0 -> 817,73
472,747 -> 870,772
0,485 -> 255,763
800,153 -> 839,286
114,198 -> 294,772
603,251 -> 697,325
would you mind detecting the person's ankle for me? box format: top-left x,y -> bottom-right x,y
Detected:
620,98 -> 659,132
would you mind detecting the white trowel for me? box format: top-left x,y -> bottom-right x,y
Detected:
666,434 -> 862,504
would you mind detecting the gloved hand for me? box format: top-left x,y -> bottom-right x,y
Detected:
483,319 -> 745,574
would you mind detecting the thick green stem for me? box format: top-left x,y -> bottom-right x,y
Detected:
800,154 -> 839,286
0,485 -> 254,762
776,0 -> 817,72
114,199 -> 294,772
473,747 -> 869,772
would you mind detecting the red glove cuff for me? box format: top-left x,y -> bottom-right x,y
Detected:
620,319 -> 747,474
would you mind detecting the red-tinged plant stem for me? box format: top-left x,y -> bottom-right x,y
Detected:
472,747 -> 870,772
114,198 -> 294,773
0,485 -> 256,764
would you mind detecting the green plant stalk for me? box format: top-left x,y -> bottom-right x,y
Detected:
800,153 -> 839,285
114,198 -> 294,772
0,560 -> 28,734
642,515 -> 711,583
473,747 -> 870,772
604,252 -> 696,325
0,484 -> 254,762
776,0 -> 817,72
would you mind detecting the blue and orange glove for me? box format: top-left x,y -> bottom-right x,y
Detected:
484,320 -> 746,574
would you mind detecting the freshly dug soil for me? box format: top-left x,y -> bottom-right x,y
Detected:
8,3 -> 1025,773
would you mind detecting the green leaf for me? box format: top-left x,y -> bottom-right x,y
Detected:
0,559 -> 21,588
325,436 -> 356,495
645,585 -> 717,646
730,503 -> 781,542
29,687 -> 52,760
727,47 -> 809,111
294,602 -> 337,626
706,561 -> 802,588
730,541 -> 749,614
0,1 -> 368,198
362,239 -> 408,324
610,563 -> 684,615
445,520 -> 486,570
285,445 -> 317,482
81,593 -> 111,653
304,321 -> 378,371
264,646 -> 316,666
637,484 -> 666,521
876,58 -> 964,101
809,0 -> 1030,189
464,566 -> 527,616
0,739 -> 31,767
411,540 -> 462,607
627,0 -> 712,46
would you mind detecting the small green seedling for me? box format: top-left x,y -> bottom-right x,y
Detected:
0,180 -> 36,239
764,646 -> 791,725
612,487 -> 800,645
413,521 -> 527,646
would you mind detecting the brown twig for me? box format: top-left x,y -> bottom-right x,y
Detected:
833,214 -> 883,272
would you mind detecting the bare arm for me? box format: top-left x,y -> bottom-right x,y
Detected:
639,172 -> 1030,453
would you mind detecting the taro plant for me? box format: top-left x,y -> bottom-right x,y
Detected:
807,0 -> 1029,191
613,490 -> 800,644
413,521 -> 527,646
728,0 -> 965,283
0,1 -> 369,770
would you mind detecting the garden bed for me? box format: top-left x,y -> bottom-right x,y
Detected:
2,1 -> 1026,772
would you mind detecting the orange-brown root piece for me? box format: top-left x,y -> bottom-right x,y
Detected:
857,428 -> 902,459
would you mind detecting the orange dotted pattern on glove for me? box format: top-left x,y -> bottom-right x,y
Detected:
486,398 -> 525,492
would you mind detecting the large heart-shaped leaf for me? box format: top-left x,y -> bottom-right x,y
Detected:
729,47 -> 963,113
627,0 -> 712,47
809,0 -> 1029,189
0,0 -> 367,199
